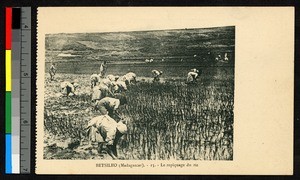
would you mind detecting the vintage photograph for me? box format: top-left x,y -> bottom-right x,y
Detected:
37,7 -> 293,174
43,26 -> 235,160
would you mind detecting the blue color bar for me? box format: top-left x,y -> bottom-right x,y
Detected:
5,134 -> 12,173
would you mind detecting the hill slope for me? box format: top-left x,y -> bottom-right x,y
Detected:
45,26 -> 235,66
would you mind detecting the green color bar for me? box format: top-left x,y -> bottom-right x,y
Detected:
6,92 -> 11,133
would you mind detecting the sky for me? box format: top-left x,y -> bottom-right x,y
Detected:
38,7 -> 238,34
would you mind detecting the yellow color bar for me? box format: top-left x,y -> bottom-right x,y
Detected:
6,50 -> 11,91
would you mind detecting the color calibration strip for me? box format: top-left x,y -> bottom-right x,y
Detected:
5,7 -> 31,174
6,7 -> 13,174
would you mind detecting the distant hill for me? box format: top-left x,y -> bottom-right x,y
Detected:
45,26 -> 235,66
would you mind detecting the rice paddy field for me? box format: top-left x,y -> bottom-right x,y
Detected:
43,26 -> 234,160
43,65 -> 234,160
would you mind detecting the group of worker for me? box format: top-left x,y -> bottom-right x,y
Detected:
87,61 -> 130,159
49,60 -> 200,159
152,68 -> 200,84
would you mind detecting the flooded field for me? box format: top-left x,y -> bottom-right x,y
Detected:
43,26 -> 235,160
44,66 -> 234,160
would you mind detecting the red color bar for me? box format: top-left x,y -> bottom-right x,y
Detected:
6,7 -> 12,50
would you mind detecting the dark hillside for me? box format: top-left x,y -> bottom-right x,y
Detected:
45,26 -> 235,74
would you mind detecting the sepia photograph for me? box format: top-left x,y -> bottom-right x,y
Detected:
36,7 -> 293,174
43,26 -> 235,160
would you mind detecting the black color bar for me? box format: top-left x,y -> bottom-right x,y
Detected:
12,8 -> 21,29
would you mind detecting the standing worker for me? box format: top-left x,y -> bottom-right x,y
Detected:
99,61 -> 107,78
49,63 -> 57,81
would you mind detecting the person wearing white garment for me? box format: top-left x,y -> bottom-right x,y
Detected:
152,70 -> 163,82
86,115 -> 127,159
60,81 -> 79,96
99,61 -> 107,78
90,74 -> 101,88
94,96 -> 127,119
186,69 -> 199,84
91,83 -> 114,102
49,63 -> 57,81
113,80 -> 127,93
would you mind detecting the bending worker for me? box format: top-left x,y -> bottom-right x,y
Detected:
86,115 -> 127,159
94,96 -> 127,120
186,68 -> 199,84
60,81 -> 79,96
91,83 -> 114,102
152,69 -> 163,82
